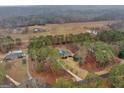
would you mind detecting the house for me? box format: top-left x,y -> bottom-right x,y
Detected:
59,48 -> 73,58
11,27 -> 25,33
86,30 -> 98,35
0,85 -> 12,88
4,50 -> 26,60
33,28 -> 46,33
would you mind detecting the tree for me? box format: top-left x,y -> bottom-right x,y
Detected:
0,36 -> 14,53
15,38 -> 22,45
50,59 -> 63,72
114,40 -> 124,57
115,40 -> 124,51
109,64 -> 124,88
118,51 -> 124,59
0,64 -> 5,84
97,30 -> 124,43
53,78 -> 76,88
83,41 -> 114,67
28,46 -> 63,73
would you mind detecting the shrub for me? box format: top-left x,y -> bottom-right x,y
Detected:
0,64 -> 5,84
53,78 -> 76,88
109,64 -> 124,88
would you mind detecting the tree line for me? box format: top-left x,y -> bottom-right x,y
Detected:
28,33 -> 95,49
0,36 -> 22,53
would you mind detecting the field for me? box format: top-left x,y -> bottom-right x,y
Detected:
2,21 -> 116,41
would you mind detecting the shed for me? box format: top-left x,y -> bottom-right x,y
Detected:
33,28 -> 46,33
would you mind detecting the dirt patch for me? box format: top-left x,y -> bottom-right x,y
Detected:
5,60 -> 28,83
0,53 -> 5,60
82,53 -> 104,72
29,60 -> 72,85
82,53 -> 121,72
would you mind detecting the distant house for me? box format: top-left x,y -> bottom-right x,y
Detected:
4,50 -> 26,60
59,48 -> 73,58
33,28 -> 46,33
10,27 -> 26,34
86,30 -> 98,35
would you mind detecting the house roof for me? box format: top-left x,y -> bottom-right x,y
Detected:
0,85 -> 12,88
7,50 -> 23,55
59,48 -> 73,57
4,50 -> 26,60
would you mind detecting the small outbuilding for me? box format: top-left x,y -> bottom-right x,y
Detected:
86,30 -> 98,35
33,28 -> 46,33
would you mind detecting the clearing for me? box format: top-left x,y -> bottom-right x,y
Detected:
4,60 -> 28,83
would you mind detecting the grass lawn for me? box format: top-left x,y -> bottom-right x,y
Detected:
61,58 -> 88,79
4,59 -> 28,83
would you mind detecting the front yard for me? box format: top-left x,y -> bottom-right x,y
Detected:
61,58 -> 88,79
4,59 -> 28,83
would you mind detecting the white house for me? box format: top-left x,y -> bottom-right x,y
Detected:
86,30 -> 98,35
33,28 -> 46,33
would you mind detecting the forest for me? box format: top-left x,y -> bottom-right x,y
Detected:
0,6 -> 124,27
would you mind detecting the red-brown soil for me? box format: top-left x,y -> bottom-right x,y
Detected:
29,60 -> 72,85
81,53 -> 121,72
82,53 -> 104,72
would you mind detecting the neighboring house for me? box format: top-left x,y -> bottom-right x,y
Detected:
10,27 -> 26,34
33,28 -> 46,33
13,28 -> 21,33
0,85 -> 12,88
4,50 -> 26,60
59,48 -> 73,58
86,30 -> 98,35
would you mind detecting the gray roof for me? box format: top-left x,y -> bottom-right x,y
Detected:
0,85 -> 12,88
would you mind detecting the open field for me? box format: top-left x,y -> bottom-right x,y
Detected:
1,21 -> 116,41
